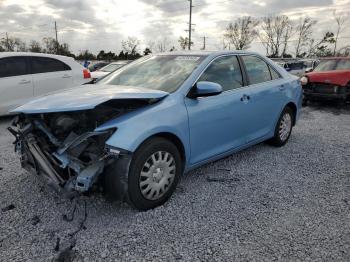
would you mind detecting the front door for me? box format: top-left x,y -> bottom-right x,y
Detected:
185,55 -> 248,164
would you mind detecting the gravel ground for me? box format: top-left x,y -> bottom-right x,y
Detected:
0,103 -> 349,262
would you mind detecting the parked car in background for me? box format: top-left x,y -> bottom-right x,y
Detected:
301,57 -> 350,104
88,61 -> 109,72
275,59 -> 306,77
300,59 -> 319,73
90,61 -> 130,81
10,51 -> 302,210
0,52 -> 91,116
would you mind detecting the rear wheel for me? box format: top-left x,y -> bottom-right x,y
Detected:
268,107 -> 294,147
127,137 -> 182,210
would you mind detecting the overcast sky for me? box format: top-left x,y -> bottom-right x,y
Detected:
0,0 -> 349,55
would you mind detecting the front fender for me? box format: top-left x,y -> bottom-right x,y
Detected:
95,95 -> 191,163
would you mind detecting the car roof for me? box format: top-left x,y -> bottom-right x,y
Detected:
154,50 -> 263,57
0,52 -> 74,60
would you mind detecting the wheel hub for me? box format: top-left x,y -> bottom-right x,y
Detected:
139,151 -> 176,200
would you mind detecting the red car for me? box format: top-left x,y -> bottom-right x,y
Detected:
301,57 -> 350,103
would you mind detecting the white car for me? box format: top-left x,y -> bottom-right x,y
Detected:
90,61 -> 130,81
0,52 -> 92,116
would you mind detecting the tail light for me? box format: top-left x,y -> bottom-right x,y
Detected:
83,69 -> 91,79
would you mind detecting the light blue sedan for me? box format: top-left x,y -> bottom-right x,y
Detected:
10,51 -> 302,210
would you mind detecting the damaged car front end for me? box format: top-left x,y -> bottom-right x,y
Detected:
8,84 -> 169,197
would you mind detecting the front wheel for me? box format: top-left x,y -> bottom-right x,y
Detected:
268,107 -> 294,147
127,137 -> 182,210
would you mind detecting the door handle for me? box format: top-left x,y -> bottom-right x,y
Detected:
19,79 -> 30,84
279,84 -> 286,91
240,94 -> 250,102
62,74 -> 72,78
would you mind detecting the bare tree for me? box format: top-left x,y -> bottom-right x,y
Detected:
0,35 -> 21,51
42,37 -> 57,54
307,32 -> 335,57
15,39 -> 26,52
224,16 -> 259,50
294,17 -> 317,58
333,11 -> 348,55
122,36 -> 140,55
259,15 -> 291,57
146,40 -> 156,53
178,36 -> 193,50
281,21 -> 294,57
156,37 -> 171,53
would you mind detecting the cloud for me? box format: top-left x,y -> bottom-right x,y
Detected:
0,0 -> 348,55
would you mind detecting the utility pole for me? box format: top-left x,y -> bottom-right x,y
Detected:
54,21 -> 59,54
5,32 -> 10,51
187,0 -> 194,50
201,36 -> 207,50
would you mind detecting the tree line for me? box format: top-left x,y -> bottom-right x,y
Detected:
223,12 -> 349,58
1,11 -> 348,60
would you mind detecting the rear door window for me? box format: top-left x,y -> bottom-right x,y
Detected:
242,55 -> 272,85
31,57 -> 71,74
0,57 -> 29,78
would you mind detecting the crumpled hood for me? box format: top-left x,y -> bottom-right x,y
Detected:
306,70 -> 350,87
12,84 -> 169,114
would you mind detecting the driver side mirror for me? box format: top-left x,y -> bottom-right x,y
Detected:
188,81 -> 223,98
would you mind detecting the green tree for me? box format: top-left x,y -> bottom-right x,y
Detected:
76,50 -> 96,60
143,48 -> 152,55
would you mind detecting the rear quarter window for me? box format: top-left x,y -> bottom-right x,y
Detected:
0,57 -> 29,78
31,57 -> 71,74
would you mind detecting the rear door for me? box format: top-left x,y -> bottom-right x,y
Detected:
239,55 -> 287,143
0,56 -> 33,114
31,56 -> 73,96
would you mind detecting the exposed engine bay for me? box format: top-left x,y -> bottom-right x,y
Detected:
8,99 -> 152,196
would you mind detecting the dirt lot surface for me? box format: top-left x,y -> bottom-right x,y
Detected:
0,103 -> 349,261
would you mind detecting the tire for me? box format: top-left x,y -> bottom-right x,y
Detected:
268,107 -> 294,147
127,137 -> 182,210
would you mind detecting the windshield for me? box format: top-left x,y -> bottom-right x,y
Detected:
314,59 -> 350,72
101,63 -> 127,72
98,55 -> 206,93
